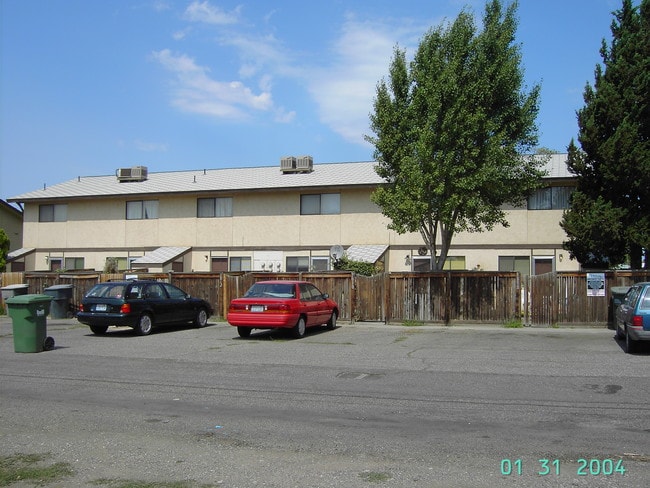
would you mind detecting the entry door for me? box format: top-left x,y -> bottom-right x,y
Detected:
211,257 -> 228,272
533,258 -> 553,275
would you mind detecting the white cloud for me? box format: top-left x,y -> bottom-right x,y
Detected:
152,49 -> 273,120
307,18 -> 411,146
183,1 -> 241,25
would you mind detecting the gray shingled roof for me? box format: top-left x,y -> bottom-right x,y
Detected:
8,155 -> 572,202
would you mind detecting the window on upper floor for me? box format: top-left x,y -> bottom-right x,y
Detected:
300,193 -> 340,215
197,197 -> 233,217
527,186 -> 574,210
126,200 -> 158,220
39,204 -> 67,222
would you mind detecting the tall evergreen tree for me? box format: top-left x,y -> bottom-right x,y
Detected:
367,0 -> 544,270
561,0 -> 650,269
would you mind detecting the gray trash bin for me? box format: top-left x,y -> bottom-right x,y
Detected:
2,284 -> 29,315
43,284 -> 74,319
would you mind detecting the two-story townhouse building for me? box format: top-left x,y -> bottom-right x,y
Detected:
7,154 -> 579,275
0,200 -> 23,256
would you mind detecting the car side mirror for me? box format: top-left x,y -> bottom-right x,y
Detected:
323,293 -> 329,299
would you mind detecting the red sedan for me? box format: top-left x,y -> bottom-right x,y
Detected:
227,280 -> 339,338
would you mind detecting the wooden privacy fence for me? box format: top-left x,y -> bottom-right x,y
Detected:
3,269 -> 649,325
2,270 -> 521,324
524,270 -> 650,326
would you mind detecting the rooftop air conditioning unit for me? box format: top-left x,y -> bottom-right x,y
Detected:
296,155 -> 313,172
280,156 -> 297,173
117,166 -> 148,182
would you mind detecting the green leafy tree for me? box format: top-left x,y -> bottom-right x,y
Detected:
366,0 -> 545,270
0,228 -> 9,272
561,0 -> 649,269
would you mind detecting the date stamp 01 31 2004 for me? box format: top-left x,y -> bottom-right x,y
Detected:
500,458 -> 627,477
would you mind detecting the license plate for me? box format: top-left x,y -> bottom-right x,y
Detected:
95,304 -> 107,312
250,305 -> 265,312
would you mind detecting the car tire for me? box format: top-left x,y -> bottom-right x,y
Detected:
615,323 -> 624,341
237,326 -> 252,338
90,324 -> 109,335
326,311 -> 337,330
135,313 -> 153,336
292,317 -> 306,339
194,308 -> 208,328
625,326 -> 637,354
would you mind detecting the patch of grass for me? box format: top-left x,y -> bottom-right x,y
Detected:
503,319 -> 524,328
359,471 -> 392,483
402,319 -> 425,327
91,480 -> 219,488
0,453 -> 74,486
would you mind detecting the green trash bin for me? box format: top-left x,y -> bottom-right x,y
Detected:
5,294 -> 55,353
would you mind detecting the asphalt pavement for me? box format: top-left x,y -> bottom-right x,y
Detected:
1,314 -> 649,488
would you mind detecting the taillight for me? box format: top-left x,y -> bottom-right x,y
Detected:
266,303 -> 290,312
632,315 -> 643,328
120,303 -> 131,314
79,304 -> 85,312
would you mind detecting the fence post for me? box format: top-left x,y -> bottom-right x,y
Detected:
384,272 -> 390,324
444,271 -> 451,325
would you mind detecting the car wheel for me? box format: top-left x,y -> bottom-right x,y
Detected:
135,314 -> 153,336
625,326 -> 637,354
194,308 -> 208,328
615,323 -> 624,341
326,311 -> 337,330
237,326 -> 252,338
90,324 -> 109,335
292,317 -> 306,339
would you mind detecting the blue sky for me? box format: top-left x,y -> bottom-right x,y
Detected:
1,0 -> 625,202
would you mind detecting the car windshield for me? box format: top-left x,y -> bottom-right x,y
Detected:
244,283 -> 296,298
86,283 -> 128,299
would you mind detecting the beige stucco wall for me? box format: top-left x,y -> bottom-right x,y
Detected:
19,186 -> 580,273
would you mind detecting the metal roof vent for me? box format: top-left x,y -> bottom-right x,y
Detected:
280,155 -> 313,174
117,166 -> 148,182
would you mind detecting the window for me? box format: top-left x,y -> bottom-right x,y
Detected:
300,193 -> 340,215
528,186 -> 574,210
162,283 -> 187,299
39,204 -> 67,222
300,283 -> 323,301
64,257 -> 84,270
197,197 -> 233,217
412,256 -> 465,271
105,257 -> 128,272
126,200 -> 158,219
311,257 -> 330,271
444,257 -> 466,270
230,256 -> 252,272
499,256 -> 531,275
286,256 -> 309,272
